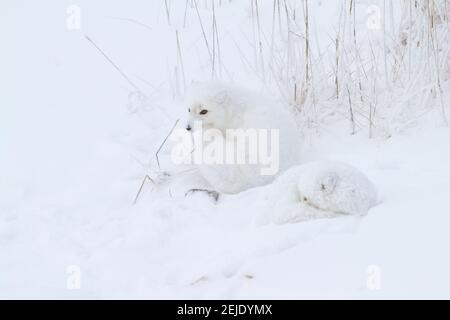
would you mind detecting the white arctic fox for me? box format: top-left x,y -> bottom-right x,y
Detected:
184,81 -> 301,194
255,161 -> 378,225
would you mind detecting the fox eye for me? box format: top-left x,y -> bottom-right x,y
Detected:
199,109 -> 208,115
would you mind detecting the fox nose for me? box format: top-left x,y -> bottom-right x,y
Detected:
186,125 -> 192,131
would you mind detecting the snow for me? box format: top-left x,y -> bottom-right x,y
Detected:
1,0 -> 450,299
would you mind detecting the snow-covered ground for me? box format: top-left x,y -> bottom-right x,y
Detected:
1,1 -> 449,299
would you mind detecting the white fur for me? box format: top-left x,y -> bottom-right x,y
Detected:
256,161 -> 378,224
185,81 -> 301,194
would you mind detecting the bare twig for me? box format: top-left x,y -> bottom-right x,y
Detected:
176,30 -> 187,94
347,86 -> 355,135
133,174 -> 154,205
183,0 -> 189,28
155,119 -> 180,170
194,0 -> 213,66
84,34 -> 144,94
164,0 -> 171,25
255,0 -> 266,80
106,16 -> 152,31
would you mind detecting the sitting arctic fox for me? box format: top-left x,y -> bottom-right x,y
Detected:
184,81 -> 301,194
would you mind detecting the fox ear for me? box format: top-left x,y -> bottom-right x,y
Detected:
214,90 -> 229,104
320,174 -> 338,193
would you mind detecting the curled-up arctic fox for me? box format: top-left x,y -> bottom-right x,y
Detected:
256,161 -> 378,225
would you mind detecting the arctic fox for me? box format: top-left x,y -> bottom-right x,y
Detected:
255,161 -> 378,224
184,81 -> 301,194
